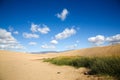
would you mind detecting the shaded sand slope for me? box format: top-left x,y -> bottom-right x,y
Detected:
0,50 -> 103,80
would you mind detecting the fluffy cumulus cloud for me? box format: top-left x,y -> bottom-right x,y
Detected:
56,8 -> 69,21
55,28 -> 76,40
23,33 -> 39,38
106,34 -> 120,44
41,44 -> 56,49
88,35 -> 105,46
31,23 -> 50,34
50,40 -> 58,44
0,28 -> 24,50
28,42 -> 37,46
31,23 -> 38,32
38,24 -> 50,34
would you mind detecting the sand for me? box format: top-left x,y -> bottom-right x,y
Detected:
0,50 -> 109,80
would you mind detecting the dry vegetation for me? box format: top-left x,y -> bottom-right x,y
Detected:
44,44 -> 120,80
44,56 -> 120,79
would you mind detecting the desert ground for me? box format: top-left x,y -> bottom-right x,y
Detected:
0,44 -> 120,80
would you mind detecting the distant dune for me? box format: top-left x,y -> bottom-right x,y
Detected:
58,44 -> 120,57
29,44 -> 120,58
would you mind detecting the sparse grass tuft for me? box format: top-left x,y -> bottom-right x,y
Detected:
44,56 -> 120,79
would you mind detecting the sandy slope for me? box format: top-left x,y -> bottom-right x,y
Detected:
58,44 -> 120,57
0,50 -> 107,80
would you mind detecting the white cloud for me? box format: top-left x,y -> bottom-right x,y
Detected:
0,44 -> 24,50
56,8 -> 69,21
50,40 -> 58,44
37,24 -> 50,34
106,34 -> 120,44
31,23 -> 38,32
30,23 -> 50,34
28,42 -> 37,46
88,35 -> 105,46
0,45 -> 8,49
41,44 -> 56,49
66,44 -> 77,49
0,28 -> 25,50
8,44 -> 25,49
0,28 -> 17,43
8,26 -> 19,35
23,33 -> 39,38
13,31 -> 19,34
55,28 -> 76,40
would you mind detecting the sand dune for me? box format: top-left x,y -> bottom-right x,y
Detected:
0,50 -> 106,80
32,44 -> 120,58
1,44 -> 119,80
58,44 -> 120,57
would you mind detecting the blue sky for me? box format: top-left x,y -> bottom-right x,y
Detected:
0,0 -> 120,52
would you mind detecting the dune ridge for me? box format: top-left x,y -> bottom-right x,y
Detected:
58,44 -> 120,57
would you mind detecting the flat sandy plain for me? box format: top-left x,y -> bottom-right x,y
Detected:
0,44 -> 120,80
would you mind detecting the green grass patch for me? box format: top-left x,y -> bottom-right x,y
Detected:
44,56 -> 120,79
